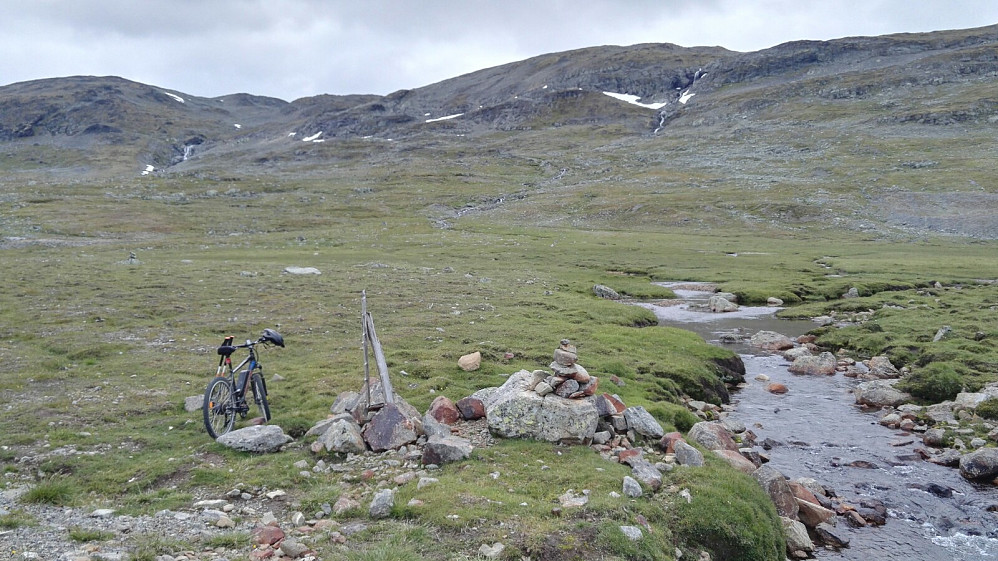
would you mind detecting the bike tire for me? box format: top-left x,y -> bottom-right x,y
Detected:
251,373 -> 271,422
203,377 -> 236,439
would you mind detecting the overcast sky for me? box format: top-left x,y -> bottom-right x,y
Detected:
2,1 -> 996,101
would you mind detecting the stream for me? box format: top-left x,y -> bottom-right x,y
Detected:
634,283 -> 998,561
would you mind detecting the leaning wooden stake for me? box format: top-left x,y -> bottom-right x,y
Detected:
361,291 -> 394,410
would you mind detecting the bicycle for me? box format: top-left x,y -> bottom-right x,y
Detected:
202,328 -> 284,439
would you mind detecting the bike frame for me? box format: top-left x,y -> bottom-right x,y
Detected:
217,337 -> 263,400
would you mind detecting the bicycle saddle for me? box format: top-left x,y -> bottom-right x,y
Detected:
217,345 -> 236,356
261,328 -> 285,347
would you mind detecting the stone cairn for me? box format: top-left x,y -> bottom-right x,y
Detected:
531,339 -> 599,399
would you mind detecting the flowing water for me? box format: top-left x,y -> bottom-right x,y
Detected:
634,284 -> 998,561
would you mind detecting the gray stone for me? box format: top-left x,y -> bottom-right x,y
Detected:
369,488 -> 395,519
331,391 -> 360,415
750,331 -> 795,351
753,465 -> 798,519
184,395 -> 202,412
708,295 -> 739,312
284,266 -> 321,275
216,425 -> 292,453
629,459 -> 663,491
688,421 -> 739,451
421,435 -> 473,465
319,417 -> 367,454
815,522 -> 850,548
421,412 -> 453,439
855,379 -> 912,407
478,543 -> 505,559
623,406 -> 665,439
788,352 -> 837,375
307,413 -> 354,438
959,448 -> 998,481
866,356 -> 900,379
923,428 -> 948,448
593,284 -> 621,300
554,378 -> 580,398
619,525 -> 643,541
622,476 -> 643,498
280,539 -> 310,558
781,517 -> 815,554
674,441 -> 704,467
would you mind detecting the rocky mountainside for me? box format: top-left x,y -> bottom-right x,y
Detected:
2,24 -> 996,237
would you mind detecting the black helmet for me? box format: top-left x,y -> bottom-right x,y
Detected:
261,328 -> 285,347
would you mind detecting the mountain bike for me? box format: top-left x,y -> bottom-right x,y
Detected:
202,328 -> 284,439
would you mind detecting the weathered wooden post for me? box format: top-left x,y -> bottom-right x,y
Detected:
361,290 -> 394,411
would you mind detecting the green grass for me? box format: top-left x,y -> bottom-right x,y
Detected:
69,526 -> 115,542
1,121 -> 996,561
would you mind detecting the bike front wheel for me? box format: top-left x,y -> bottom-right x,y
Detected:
203,377 -> 236,439
250,373 -> 271,422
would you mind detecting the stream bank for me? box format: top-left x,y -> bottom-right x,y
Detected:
634,283 -> 998,561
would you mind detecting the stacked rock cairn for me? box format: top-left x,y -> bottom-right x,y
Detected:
529,339 -> 600,398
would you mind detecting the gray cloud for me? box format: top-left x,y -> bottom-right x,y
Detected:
2,0 -> 996,100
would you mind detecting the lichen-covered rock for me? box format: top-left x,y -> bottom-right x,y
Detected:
483,370 -> 598,443
750,331 -> 795,351
593,284 -> 621,300
674,441 -> 704,467
855,379 -> 912,407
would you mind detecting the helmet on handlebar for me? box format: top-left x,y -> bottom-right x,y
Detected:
261,328 -> 285,347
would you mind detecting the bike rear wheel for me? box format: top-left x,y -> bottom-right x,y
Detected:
250,373 -> 271,422
203,377 -> 236,438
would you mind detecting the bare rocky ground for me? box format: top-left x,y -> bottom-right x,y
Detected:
1,419 -> 498,561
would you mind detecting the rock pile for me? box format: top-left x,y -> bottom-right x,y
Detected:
535,339 -> 599,399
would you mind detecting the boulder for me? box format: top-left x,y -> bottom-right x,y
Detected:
750,331 -> 795,351
349,379 -> 422,427
855,379 -> 912,408
782,347 -> 812,361
369,488 -> 395,519
767,383 -> 789,394
781,517 -> 815,555
629,459 -> 663,491
788,352 -> 837,375
216,425 -> 292,453
954,392 -> 989,411
622,476 -> 643,498
330,390 -> 360,415
688,421 -> 739,451
753,465 -> 799,519
458,351 -> 482,372
361,403 -> 419,452
713,449 -> 756,473
923,428 -> 948,447
767,297 -> 784,306
815,522 -> 850,548
593,284 -> 621,300
421,412 -> 453,439
427,395 -> 461,425
455,396 -> 486,420
796,498 -> 837,528
483,370 -> 598,443
866,356 -> 900,379
959,448 -> 998,481
318,417 -> 367,454
422,435 -> 473,465
659,432 -> 685,453
623,406 -> 665,439
595,393 -> 627,417
708,295 -> 739,313
674,441 -> 705,467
